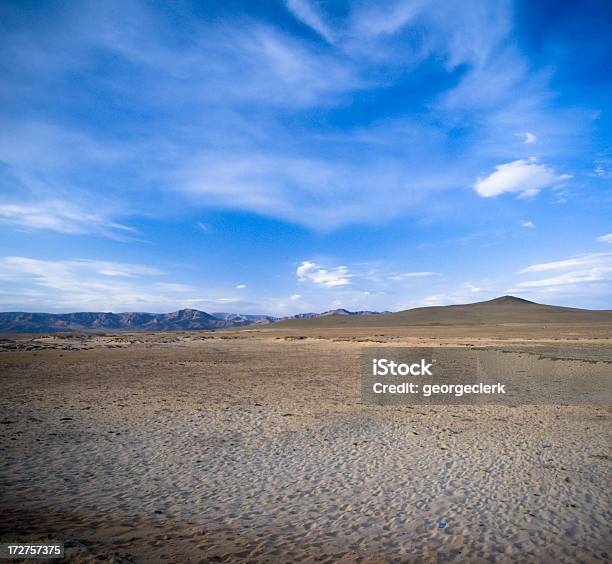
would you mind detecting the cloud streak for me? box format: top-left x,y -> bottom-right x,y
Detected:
0,202 -> 135,238
0,256 -> 237,313
514,253 -> 612,298
285,0 -> 335,44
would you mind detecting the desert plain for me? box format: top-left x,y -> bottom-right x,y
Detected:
0,319 -> 611,563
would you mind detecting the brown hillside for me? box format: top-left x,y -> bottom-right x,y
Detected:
271,296 -> 612,329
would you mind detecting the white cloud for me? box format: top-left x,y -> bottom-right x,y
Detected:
389,271 -> 438,281
523,132 -> 536,144
1,257 -> 162,279
591,148 -> 612,179
350,0 -> 424,38
86,261 -> 163,277
235,284 -> 247,289
597,233 -> 612,243
240,26 -> 359,107
0,201 -> 135,238
592,165 -> 612,178
514,252 -> 612,296
0,256 -> 230,312
290,293 -> 302,300
474,158 -> 571,198
81,6 -> 360,108
520,220 -> 535,229
176,150 -> 455,230
520,253 -> 612,273
516,268 -> 612,289
285,0 -> 335,44
296,260 -> 351,287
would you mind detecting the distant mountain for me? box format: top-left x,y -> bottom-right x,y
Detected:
281,309 -> 387,319
0,307 -> 389,333
0,309 -> 231,333
272,296 -> 612,328
212,312 -> 277,325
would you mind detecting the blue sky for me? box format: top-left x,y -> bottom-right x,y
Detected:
1,0 -> 611,314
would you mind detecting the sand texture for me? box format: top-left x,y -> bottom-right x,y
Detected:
1,332 -> 611,562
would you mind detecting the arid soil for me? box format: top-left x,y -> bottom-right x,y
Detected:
1,330 -> 611,563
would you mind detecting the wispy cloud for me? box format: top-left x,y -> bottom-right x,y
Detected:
196,222 -> 212,232
514,252 -> 612,298
389,271 -> 438,281
474,158 -> 571,198
175,151 -> 452,229
520,220 -> 536,229
591,147 -> 612,178
285,0 -> 335,44
0,121 -> 142,238
0,202 -> 135,238
1,257 -> 162,279
0,256 -> 227,312
0,0 -> 578,231
597,233 -> 612,243
349,0 -> 425,38
516,269 -> 612,289
520,253 -> 612,273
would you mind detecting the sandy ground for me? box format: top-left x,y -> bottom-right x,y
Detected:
0,331 -> 611,563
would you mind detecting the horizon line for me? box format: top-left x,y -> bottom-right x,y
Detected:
1,295 -> 611,316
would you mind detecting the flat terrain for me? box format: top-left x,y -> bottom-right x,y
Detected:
0,329 -> 611,563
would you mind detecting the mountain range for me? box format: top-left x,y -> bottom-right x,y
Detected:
0,297 -> 610,333
0,307 -> 386,333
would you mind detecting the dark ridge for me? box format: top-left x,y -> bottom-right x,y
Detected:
0,309 -> 245,333
484,295 -> 536,305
